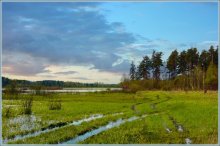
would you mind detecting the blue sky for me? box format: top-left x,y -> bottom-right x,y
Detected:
2,2 -> 219,83
102,2 -> 218,42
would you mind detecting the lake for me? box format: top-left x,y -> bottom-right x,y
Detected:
20,88 -> 122,93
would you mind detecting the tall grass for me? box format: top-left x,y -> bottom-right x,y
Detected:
3,106 -> 12,118
48,95 -> 62,110
3,91 -> 217,144
22,96 -> 33,115
48,100 -> 62,110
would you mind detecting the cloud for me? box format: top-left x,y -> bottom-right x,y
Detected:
2,3 -> 218,83
194,41 -> 218,51
2,52 -> 49,76
54,71 -> 78,75
3,3 -> 138,73
3,2 -> 137,76
71,77 -> 90,80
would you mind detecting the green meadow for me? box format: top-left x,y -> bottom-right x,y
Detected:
2,91 -> 218,144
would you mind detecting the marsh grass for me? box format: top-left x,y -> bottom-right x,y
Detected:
48,96 -> 62,110
3,106 -> 12,118
22,96 -> 33,115
48,100 -> 62,110
81,91 -> 218,144
3,91 -> 218,144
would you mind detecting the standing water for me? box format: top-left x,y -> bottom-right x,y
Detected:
63,116 -> 139,144
21,88 -> 122,94
4,114 -> 104,143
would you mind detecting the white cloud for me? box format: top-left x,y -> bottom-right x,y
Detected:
112,58 -> 124,67
18,16 -> 35,23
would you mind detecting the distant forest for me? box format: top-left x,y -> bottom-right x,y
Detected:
121,46 -> 218,92
2,77 -> 119,89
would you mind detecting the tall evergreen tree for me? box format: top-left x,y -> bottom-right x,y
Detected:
178,50 -> 187,74
214,46 -> 218,66
186,48 -> 199,90
199,50 -> 210,71
129,61 -> 136,80
167,50 -> 179,79
151,50 -> 163,80
135,65 -> 141,80
207,45 -> 218,66
186,48 -> 199,70
208,45 -> 215,63
199,50 -> 210,92
138,56 -> 151,80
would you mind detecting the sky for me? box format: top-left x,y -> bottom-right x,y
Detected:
2,2 -> 219,84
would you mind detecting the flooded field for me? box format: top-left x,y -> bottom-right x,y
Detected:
2,91 -> 218,144
63,116 -> 139,144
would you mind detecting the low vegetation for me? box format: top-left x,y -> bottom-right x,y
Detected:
22,96 -> 33,115
3,106 -> 12,118
48,97 -> 62,110
2,91 -> 217,144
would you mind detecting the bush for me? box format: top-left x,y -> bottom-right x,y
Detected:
22,96 -> 33,115
48,100 -> 62,110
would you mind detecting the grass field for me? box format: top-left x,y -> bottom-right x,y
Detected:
2,91 -> 218,144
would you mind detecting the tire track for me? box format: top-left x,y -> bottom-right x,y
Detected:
169,116 -> 192,144
4,112 -> 123,144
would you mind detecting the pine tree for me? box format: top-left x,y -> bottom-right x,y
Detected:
138,56 -> 151,80
199,50 -> 210,71
177,50 -> 187,74
214,46 -> 218,66
186,48 -> 199,70
129,61 -> 136,80
151,50 -> 163,81
199,50 -> 210,91
186,48 -> 199,90
136,65 -> 141,80
167,50 -> 178,79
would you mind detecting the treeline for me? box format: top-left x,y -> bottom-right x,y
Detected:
121,46 -> 218,92
2,77 -> 119,89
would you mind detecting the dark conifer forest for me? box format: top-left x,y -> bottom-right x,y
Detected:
121,45 -> 218,92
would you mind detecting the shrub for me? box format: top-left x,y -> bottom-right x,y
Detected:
22,96 -> 33,115
48,100 -> 62,110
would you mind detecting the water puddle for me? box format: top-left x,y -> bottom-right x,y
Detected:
185,138 -> 192,144
63,116 -> 139,144
6,115 -> 41,134
4,112 -> 124,143
178,125 -> 183,132
168,116 -> 192,144
4,114 -> 103,143
165,128 -> 172,133
70,114 -> 103,126
9,115 -> 40,125
169,116 -> 183,132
